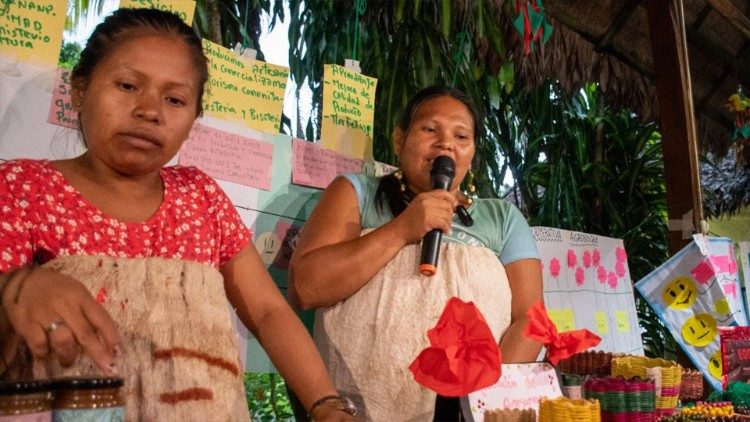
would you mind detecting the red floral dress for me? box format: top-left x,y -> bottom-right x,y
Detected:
0,159 -> 250,273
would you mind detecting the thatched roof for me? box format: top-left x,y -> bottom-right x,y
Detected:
515,0 -> 749,156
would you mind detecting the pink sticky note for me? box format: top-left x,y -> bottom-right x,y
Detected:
615,260 -> 627,277
335,153 -> 364,175
47,68 -> 79,129
582,250 -> 592,268
291,139 -> 336,189
615,246 -> 627,263
723,282 -> 738,299
597,266 -> 607,284
566,249 -> 577,268
709,255 -> 736,274
179,123 -> 273,190
549,258 -> 561,278
690,260 -> 715,285
607,271 -> 618,289
592,249 -> 601,266
575,267 -> 585,286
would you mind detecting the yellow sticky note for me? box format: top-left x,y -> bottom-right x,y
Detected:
320,64 -> 377,160
119,0 -> 196,25
201,40 -> 288,133
615,311 -> 630,333
547,309 -> 576,332
0,0 -> 67,67
594,311 -> 609,334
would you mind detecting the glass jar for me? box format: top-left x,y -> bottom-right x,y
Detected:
0,379 -> 53,422
52,377 -> 124,422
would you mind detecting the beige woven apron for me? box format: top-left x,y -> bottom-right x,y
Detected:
314,230 -> 512,421
24,255 -> 250,422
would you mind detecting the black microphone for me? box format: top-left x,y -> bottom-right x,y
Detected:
419,156 -> 455,276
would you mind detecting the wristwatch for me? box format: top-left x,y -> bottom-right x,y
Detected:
308,394 -> 358,418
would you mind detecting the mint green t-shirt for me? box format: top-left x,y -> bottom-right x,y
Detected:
342,173 -> 539,265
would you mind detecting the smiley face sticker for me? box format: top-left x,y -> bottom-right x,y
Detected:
681,313 -> 717,347
708,349 -> 723,380
662,276 -> 698,310
254,232 -> 281,266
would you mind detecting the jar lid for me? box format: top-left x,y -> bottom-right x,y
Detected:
0,379 -> 53,394
52,377 -> 124,390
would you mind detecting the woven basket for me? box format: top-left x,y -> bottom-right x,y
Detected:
483,408 -> 536,422
558,351 -> 617,376
538,397 -> 600,422
582,376 -> 655,416
679,368 -> 704,401
610,356 -> 681,411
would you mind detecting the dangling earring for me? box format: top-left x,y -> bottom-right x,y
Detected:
393,169 -> 406,192
456,169 -> 476,227
464,168 -> 476,205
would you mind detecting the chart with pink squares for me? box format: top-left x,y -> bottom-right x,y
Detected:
532,227 -> 644,355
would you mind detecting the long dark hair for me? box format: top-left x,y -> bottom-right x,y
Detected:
374,86 -> 481,217
72,8 -> 208,117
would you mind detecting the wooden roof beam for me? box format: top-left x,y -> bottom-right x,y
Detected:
597,0 -> 643,49
706,0 -> 750,40
691,4 -> 714,29
696,42 -> 749,114
685,28 -> 750,88
695,66 -> 732,114
646,0 -> 704,253
544,9 -> 654,78
704,103 -> 735,131
686,27 -> 736,64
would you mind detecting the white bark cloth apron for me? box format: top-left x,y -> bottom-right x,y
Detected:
314,229 -> 512,421
26,255 -> 250,422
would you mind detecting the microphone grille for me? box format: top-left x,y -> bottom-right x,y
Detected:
430,155 -> 455,178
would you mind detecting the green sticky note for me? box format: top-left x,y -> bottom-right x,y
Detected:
547,309 -> 576,332
594,312 -> 609,334
615,311 -> 630,333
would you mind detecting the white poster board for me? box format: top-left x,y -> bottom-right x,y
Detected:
0,60 -> 82,162
532,227 -> 644,355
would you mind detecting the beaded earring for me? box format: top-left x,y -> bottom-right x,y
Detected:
464,168 -> 477,205
457,169 -> 476,226
394,169 -> 406,192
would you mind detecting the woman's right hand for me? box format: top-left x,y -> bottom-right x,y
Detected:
0,267 -> 122,376
392,189 -> 459,244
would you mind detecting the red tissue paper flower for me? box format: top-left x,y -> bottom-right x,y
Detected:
409,297 -> 501,397
524,301 -> 601,365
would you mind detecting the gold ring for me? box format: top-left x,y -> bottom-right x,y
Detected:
46,320 -> 65,334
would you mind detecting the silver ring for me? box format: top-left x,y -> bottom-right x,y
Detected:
46,320 -> 65,334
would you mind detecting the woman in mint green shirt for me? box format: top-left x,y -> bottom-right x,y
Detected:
290,86 -> 543,421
